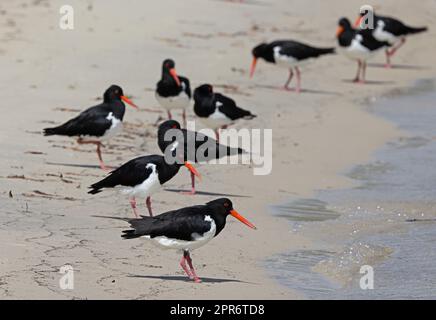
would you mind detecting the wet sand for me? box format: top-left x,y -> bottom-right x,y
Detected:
0,0 -> 435,299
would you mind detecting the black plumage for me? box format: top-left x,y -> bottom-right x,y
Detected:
114,198 -> 256,283
250,40 -> 335,91
88,154 -> 181,194
43,85 -> 138,170
88,154 -> 196,217
157,119 -> 244,194
193,84 -> 255,141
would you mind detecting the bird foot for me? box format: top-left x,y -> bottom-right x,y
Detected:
193,277 -> 202,283
384,63 -> 392,69
180,190 -> 196,195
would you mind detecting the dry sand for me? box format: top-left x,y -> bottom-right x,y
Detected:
0,0 -> 435,299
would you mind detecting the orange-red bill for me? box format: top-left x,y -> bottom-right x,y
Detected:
230,209 -> 256,229
169,68 -> 181,87
121,95 -> 139,109
184,161 -> 201,181
354,16 -> 363,28
249,57 -> 257,78
336,26 -> 345,37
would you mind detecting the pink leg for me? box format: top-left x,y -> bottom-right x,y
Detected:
167,110 -> 172,120
295,67 -> 301,93
215,129 -> 220,142
180,172 -> 196,195
385,48 -> 392,68
146,196 -> 153,217
77,139 -> 109,171
185,251 -> 201,283
283,68 -> 294,90
360,61 -> 367,84
180,252 -> 193,279
182,109 -> 187,128
353,60 -> 362,83
129,197 -> 139,218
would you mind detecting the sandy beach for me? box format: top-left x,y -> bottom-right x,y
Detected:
0,0 -> 435,299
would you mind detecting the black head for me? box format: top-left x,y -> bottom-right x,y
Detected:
103,85 -> 124,102
337,17 -> 353,37
250,43 -> 273,77
251,43 -> 269,59
103,85 -> 139,109
194,84 -> 214,98
158,120 -> 181,133
161,59 -> 181,87
206,198 -> 256,229
162,58 -> 176,71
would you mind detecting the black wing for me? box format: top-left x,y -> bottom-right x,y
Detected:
379,15 -> 427,36
88,155 -> 159,193
43,104 -> 112,137
122,206 -> 212,241
215,93 -> 256,120
274,40 -> 335,60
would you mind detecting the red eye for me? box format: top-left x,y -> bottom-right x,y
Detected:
224,203 -> 229,207
172,125 -> 177,128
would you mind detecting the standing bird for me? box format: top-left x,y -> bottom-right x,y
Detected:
155,59 -> 191,128
193,84 -> 256,141
88,154 -> 201,217
355,10 -> 428,68
336,18 -> 388,83
158,120 -> 244,194
120,198 -> 256,283
43,85 -> 139,171
250,40 -> 335,92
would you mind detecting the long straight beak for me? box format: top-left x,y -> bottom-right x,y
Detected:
169,68 -> 181,87
249,57 -> 257,78
121,95 -> 139,109
354,16 -> 363,28
184,161 -> 201,181
336,26 -> 345,37
230,209 -> 256,229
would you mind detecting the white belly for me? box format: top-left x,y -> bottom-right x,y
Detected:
339,39 -> 377,61
155,91 -> 190,111
119,163 -> 162,198
273,47 -> 312,68
145,216 -> 216,252
373,25 -> 399,45
199,106 -> 233,130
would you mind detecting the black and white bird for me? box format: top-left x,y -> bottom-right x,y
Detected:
193,84 -> 256,141
250,40 -> 335,92
158,120 -> 244,194
88,154 -> 200,217
119,198 -> 256,283
43,85 -> 139,171
355,10 -> 428,68
336,18 -> 389,83
155,59 -> 191,128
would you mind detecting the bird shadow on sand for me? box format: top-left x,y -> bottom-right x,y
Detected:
129,274 -> 251,284
342,79 -> 395,85
164,188 -> 251,198
250,84 -> 341,95
45,161 -> 115,170
368,63 -> 427,70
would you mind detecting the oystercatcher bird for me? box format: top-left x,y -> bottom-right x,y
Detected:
120,198 -> 256,283
43,85 -> 138,171
155,59 -> 191,127
355,10 -> 428,68
250,40 -> 335,92
336,18 -> 388,83
158,120 -> 244,194
193,84 -> 256,141
88,154 -> 200,217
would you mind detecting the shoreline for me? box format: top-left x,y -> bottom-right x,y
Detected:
0,0 -> 435,299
